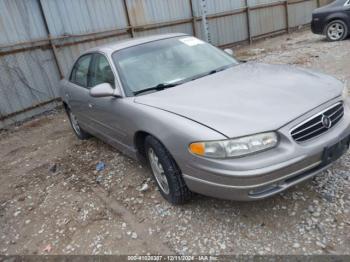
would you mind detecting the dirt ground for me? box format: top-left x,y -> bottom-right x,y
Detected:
1,29 -> 350,255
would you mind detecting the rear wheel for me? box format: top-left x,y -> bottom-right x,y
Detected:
144,136 -> 193,205
325,20 -> 348,41
66,107 -> 91,140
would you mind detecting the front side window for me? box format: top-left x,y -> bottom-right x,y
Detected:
90,54 -> 115,87
70,55 -> 92,88
112,36 -> 238,96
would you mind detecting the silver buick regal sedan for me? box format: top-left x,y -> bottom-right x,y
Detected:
60,33 -> 350,204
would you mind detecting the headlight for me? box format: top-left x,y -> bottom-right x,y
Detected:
189,132 -> 278,158
342,81 -> 349,101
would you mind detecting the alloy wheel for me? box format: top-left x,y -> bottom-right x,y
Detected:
148,148 -> 170,194
327,22 -> 345,41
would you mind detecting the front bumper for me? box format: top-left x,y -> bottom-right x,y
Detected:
181,99 -> 350,201
311,17 -> 324,35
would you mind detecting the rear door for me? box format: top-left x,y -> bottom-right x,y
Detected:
66,54 -> 93,127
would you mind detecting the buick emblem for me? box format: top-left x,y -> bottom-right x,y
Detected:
321,115 -> 332,129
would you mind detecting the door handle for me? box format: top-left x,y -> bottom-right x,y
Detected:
88,103 -> 94,108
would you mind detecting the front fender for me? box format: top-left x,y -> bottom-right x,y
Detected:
324,13 -> 350,33
127,101 -> 226,170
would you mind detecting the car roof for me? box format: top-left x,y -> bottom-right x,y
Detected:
83,33 -> 188,56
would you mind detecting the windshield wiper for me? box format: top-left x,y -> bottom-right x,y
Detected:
189,65 -> 233,82
208,64 -> 235,75
134,65 -> 235,96
134,83 -> 179,96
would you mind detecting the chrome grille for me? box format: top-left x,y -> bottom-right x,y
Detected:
291,102 -> 344,142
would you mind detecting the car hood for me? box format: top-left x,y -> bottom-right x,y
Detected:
313,0 -> 344,14
134,63 -> 343,138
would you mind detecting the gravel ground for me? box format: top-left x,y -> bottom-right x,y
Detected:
0,29 -> 350,255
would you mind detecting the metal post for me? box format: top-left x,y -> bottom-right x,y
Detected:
189,0 -> 197,37
37,0 -> 64,79
200,0 -> 211,43
123,0 -> 135,37
285,0 -> 290,34
245,0 -> 253,45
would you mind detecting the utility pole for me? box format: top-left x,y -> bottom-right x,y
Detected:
37,0 -> 64,79
200,0 -> 211,43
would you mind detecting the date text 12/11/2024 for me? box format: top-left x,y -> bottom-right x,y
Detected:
127,255 -> 219,261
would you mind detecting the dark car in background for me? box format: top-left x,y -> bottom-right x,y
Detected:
312,0 -> 350,41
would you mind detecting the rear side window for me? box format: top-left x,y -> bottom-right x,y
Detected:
70,55 -> 92,88
90,54 -> 115,87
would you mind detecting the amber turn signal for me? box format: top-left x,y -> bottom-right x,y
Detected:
189,143 -> 205,156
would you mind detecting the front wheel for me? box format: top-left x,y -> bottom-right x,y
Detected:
144,136 -> 193,205
325,20 -> 348,41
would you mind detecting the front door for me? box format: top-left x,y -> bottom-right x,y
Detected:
88,53 -> 128,148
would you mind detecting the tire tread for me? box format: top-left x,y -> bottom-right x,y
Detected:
325,19 -> 348,41
145,136 -> 193,205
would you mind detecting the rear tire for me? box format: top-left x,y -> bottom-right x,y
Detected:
325,20 -> 348,41
144,136 -> 193,205
66,107 -> 91,140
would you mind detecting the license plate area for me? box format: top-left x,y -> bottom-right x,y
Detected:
322,136 -> 350,166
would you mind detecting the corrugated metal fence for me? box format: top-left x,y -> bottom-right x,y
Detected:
0,0 -> 332,128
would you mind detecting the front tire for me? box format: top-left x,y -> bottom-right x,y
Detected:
66,107 -> 91,140
144,136 -> 193,205
325,20 -> 348,41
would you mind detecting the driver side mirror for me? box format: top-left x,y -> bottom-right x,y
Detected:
90,83 -> 121,98
224,48 -> 234,56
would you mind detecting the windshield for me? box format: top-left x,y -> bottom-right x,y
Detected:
112,36 -> 238,96
333,0 -> 347,5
